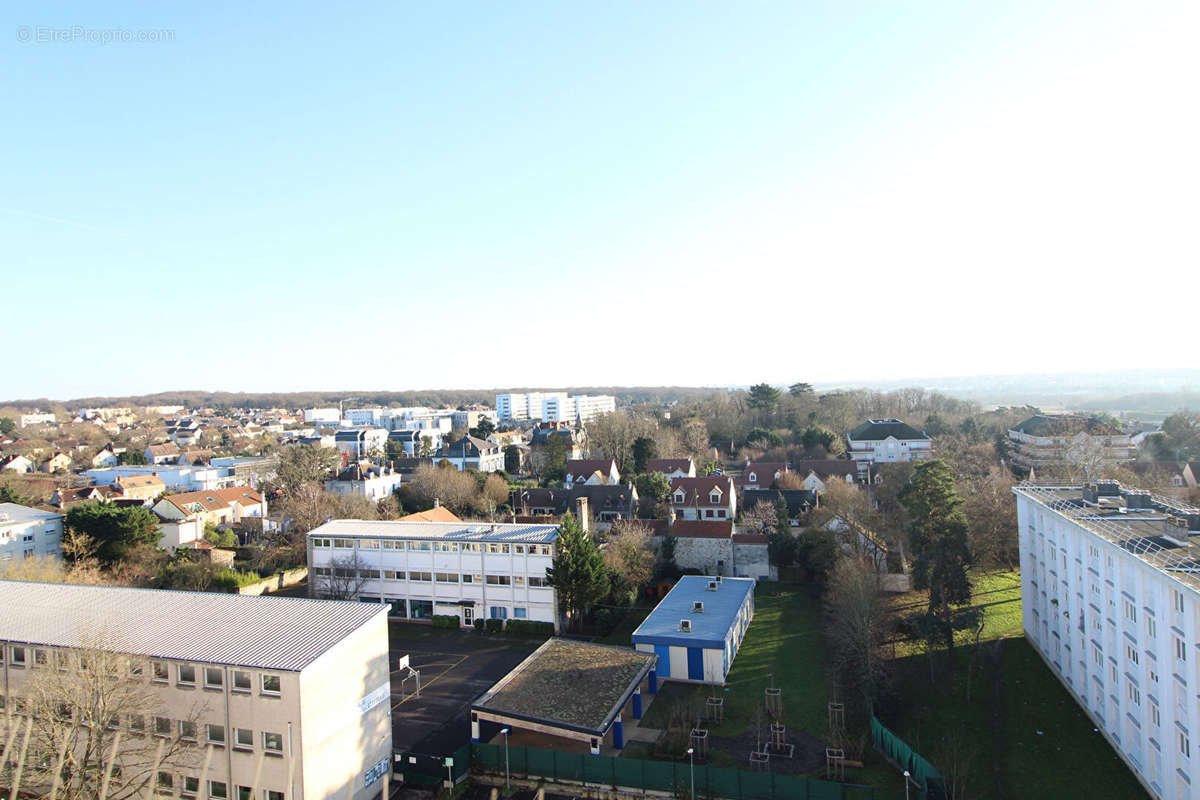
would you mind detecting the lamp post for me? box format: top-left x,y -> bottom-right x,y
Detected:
502,727 -> 511,790
904,770 -> 911,800
687,747 -> 695,800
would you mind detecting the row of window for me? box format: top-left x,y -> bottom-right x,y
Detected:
312,538 -> 552,555
156,773 -> 283,800
313,568 -> 547,587
0,646 -> 282,698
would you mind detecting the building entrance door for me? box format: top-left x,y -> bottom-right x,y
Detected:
463,607 -> 473,626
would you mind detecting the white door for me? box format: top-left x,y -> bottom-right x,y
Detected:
463,607 -> 473,627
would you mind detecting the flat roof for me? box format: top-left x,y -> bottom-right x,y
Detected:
631,575 -> 755,649
0,503 -> 63,525
308,519 -> 559,544
471,638 -> 655,736
0,581 -> 387,672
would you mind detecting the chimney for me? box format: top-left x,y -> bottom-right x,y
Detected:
575,496 -> 589,534
433,497 -> 440,508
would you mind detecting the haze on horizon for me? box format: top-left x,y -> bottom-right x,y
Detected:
4,1 -> 1196,400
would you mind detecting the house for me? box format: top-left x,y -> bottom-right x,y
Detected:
50,485 -> 118,510
334,428 -> 389,464
306,519 -> 560,629
0,454 -> 34,474
397,504 -> 462,523
572,485 -> 639,526
325,462 -> 404,502
1006,414 -> 1134,474
645,458 -> 696,480
436,435 -> 505,472
510,487 -> 573,517
145,442 -> 182,465
152,486 -> 268,529
564,458 -> 620,486
177,447 -> 214,466
632,575 -> 756,684
740,488 -> 819,525
41,451 -> 73,474
87,465 -> 233,493
0,503 -> 64,562
669,476 -> 737,521
737,461 -> 788,491
90,443 -> 122,467
846,419 -> 933,477
0,581 -> 391,800
113,474 -> 167,502
387,428 -> 442,458
789,459 -> 859,492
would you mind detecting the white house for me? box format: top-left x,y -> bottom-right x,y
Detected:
304,407 -> 341,424
90,444 -> 122,467
789,459 -> 860,493
334,428 -> 389,464
307,520 -> 560,629
564,459 -> 621,486
670,476 -> 737,521
0,503 -> 63,563
145,442 -> 182,465
645,458 -> 696,480
86,465 -> 234,492
152,486 -> 268,528
1014,480 -> 1200,800
0,455 -> 34,474
845,419 -> 933,478
437,436 -> 505,472
325,463 -> 404,501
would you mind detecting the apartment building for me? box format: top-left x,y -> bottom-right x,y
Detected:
1007,414 -> 1135,475
0,582 -> 391,800
307,520 -> 560,629
845,419 -> 933,478
0,503 -> 63,564
1015,480 -> 1200,799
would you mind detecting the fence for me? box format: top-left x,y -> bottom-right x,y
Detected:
869,713 -> 946,800
471,742 -> 877,800
395,744 -> 471,787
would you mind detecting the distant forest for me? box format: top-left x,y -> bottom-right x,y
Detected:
0,386 -> 729,411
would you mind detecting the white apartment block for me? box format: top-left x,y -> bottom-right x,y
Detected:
496,392 -> 615,423
1015,480 -> 1200,800
307,520 -> 560,630
0,503 -> 63,564
0,581 -> 391,800
302,407 -> 340,425
18,411 -> 56,427
846,418 -> 933,477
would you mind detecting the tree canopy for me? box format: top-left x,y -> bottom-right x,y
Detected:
64,502 -> 160,564
545,513 -> 608,630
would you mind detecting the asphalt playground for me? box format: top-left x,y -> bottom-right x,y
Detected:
388,622 -> 540,756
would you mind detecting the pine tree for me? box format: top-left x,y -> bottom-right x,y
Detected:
899,459 -> 972,652
546,513 -> 608,631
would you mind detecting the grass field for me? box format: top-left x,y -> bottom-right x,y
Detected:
636,582 -> 905,793
881,570 -> 1149,799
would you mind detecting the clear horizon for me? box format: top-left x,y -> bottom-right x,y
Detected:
5,1 -> 1197,399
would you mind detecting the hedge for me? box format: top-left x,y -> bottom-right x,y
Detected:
504,619 -> 554,637
485,618 -> 504,633
431,615 -> 461,629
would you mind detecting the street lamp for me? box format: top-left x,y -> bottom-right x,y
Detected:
501,727 -> 511,790
903,769 -> 911,800
687,747 -> 695,800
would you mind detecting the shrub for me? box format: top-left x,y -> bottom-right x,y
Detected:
594,608 -> 622,637
504,619 -> 554,637
473,618 -> 485,633
485,618 -> 503,633
431,615 -> 461,629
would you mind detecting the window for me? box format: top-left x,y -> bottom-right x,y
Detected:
513,608 -> 527,619
210,781 -> 228,800
1176,637 -> 1188,663
513,544 -> 525,554
182,776 -> 199,798
435,572 -> 459,583
384,570 -> 401,580
408,571 -> 431,582
513,575 -> 526,587
461,573 -> 475,583
1125,601 -> 1137,623
33,649 -> 48,668
1152,703 -> 1161,727
129,714 -> 146,734
408,541 -> 431,551
359,539 -> 380,549
381,540 -> 403,550
154,716 -> 172,737
529,576 -> 547,588
486,575 -> 511,586
232,671 -> 251,693
709,491 -> 722,504
177,664 -> 196,686
1148,616 -> 1157,638
11,646 -> 25,667
265,792 -> 284,800
262,731 -> 283,756
179,721 -> 197,742
261,674 -> 281,696
358,569 -> 383,579
1128,645 -> 1140,665
1128,683 -> 1141,706
207,724 -> 225,746
435,542 -> 458,552
1180,730 -> 1191,758
205,668 -> 223,689
234,728 -> 254,751
238,788 -> 253,800
705,509 -> 714,518
332,538 -> 352,549
461,543 -> 481,552
157,772 -> 174,793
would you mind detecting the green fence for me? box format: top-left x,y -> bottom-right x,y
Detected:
471,742 -> 876,800
869,713 -> 945,800
395,744 -> 471,787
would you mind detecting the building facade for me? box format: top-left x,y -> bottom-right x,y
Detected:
0,582 -> 391,800
845,419 -> 933,477
0,503 -> 63,564
669,476 -> 737,521
1015,480 -> 1200,799
307,520 -> 560,629
1007,414 -> 1135,475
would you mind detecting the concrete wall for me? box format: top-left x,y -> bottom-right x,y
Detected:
732,541 -> 770,580
238,567 -> 309,596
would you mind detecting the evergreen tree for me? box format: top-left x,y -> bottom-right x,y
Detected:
64,502 -> 160,564
747,383 -> 783,411
631,436 -> 657,474
545,513 -> 608,631
899,459 -> 972,650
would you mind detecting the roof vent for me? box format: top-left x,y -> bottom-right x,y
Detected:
707,581 -> 719,591
714,575 -> 722,582
693,600 -> 705,612
679,619 -> 692,632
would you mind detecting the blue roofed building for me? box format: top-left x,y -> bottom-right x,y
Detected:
631,575 -> 755,685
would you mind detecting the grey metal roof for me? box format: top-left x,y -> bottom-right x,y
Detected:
0,581 -> 387,672
0,503 -> 63,526
307,519 -> 560,544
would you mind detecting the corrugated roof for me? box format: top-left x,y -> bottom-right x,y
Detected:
0,581 -> 386,672
308,519 -> 559,544
631,575 -> 755,648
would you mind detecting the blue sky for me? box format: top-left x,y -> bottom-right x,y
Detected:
3,2 -> 1196,399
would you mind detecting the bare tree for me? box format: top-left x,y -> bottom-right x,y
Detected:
825,557 -> 889,717
5,638 -> 203,800
316,551 -> 370,600
602,520 -> 655,600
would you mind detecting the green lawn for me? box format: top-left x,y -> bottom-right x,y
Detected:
882,571 -> 1149,800
886,570 -> 1023,657
635,582 -> 905,793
